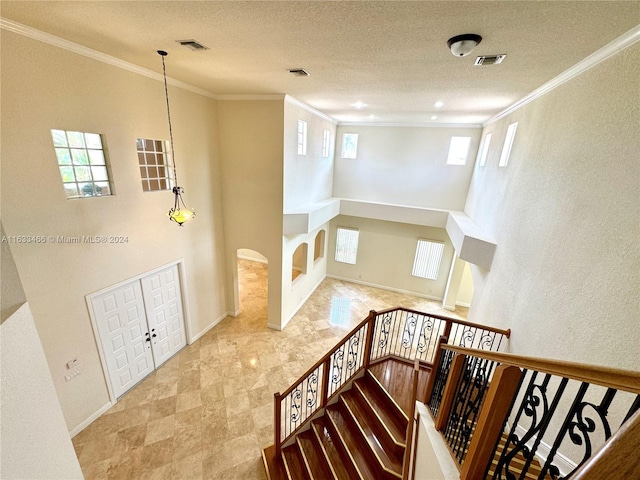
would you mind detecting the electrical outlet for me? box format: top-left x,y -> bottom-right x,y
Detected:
64,368 -> 81,381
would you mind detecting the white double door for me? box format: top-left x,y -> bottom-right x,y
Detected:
91,265 -> 186,398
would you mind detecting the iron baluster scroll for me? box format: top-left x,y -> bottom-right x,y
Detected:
400,312 -> 418,356
539,384 -> 616,479
428,347 -> 455,418
444,356 -> 497,464
489,371 -> 568,479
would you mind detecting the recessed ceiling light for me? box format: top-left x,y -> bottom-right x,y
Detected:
431,115 -> 438,120
434,101 -> 444,108
352,101 -> 367,109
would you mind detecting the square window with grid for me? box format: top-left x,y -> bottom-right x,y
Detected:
335,227 -> 360,264
136,138 -> 173,191
51,129 -> 112,198
412,239 -> 445,280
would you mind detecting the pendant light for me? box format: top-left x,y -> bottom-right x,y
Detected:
158,50 -> 195,226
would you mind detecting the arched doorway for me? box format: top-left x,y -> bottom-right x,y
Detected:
236,248 -> 269,318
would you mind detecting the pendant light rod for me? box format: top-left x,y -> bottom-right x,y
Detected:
157,50 -> 178,187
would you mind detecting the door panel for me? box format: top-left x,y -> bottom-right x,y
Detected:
141,265 -> 186,367
91,281 -> 154,398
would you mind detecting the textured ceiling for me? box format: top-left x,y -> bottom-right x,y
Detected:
1,1 -> 638,124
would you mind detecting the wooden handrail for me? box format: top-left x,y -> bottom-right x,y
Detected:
279,312 -> 372,399
374,306 -> 512,337
441,345 -> 640,394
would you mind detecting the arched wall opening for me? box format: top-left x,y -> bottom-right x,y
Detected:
236,248 -> 269,317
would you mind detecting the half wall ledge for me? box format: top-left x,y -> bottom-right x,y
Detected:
282,199 -> 496,270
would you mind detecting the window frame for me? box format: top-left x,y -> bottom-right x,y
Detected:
499,122 -> 518,167
297,120 -> 308,156
50,129 -> 113,199
322,129 -> 331,158
341,133 -> 359,159
411,238 -> 445,280
136,138 -> 174,192
335,227 -> 360,264
477,133 -> 492,167
446,136 -> 472,166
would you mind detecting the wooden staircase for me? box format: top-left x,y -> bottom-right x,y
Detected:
263,359 -> 426,480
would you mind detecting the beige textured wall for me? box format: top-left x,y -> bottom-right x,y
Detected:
333,125 -> 480,210
465,43 -> 640,371
1,303 -> 84,479
217,100 -> 285,328
1,31 -> 228,431
327,215 -> 454,300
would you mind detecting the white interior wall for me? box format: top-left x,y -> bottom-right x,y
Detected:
326,215 -> 454,300
217,100 -> 285,329
281,225 -> 330,328
0,31 -> 228,431
332,125 -> 480,210
464,43 -> 640,371
283,98 -> 336,212
457,262 -> 474,307
1,303 -> 84,480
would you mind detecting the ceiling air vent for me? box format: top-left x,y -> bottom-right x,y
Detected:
288,68 -> 310,77
175,39 -> 209,51
474,54 -> 506,66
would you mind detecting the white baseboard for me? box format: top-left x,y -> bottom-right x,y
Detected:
70,401 -> 113,437
325,274 -> 443,302
189,310 -> 231,343
283,275 -> 327,329
511,423 -> 577,476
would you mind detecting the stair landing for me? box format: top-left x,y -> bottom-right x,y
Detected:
368,358 -> 431,416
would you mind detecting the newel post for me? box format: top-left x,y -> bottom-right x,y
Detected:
424,335 -> 448,405
435,353 -> 466,431
274,392 -> 282,457
459,364 -> 523,480
363,310 -> 377,369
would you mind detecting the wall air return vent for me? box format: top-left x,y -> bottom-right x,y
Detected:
176,40 -> 209,51
474,54 -> 506,66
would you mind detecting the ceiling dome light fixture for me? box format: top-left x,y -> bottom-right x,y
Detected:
157,50 -> 195,226
447,33 -> 482,57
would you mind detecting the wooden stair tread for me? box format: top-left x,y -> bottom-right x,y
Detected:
488,433 -> 551,480
341,391 -> 404,474
297,430 -> 334,480
262,444 -> 288,480
282,443 -> 312,480
355,375 -> 407,445
311,418 -> 360,480
368,359 -> 431,417
326,404 -> 379,480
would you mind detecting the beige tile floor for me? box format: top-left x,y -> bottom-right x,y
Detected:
72,259 -> 467,479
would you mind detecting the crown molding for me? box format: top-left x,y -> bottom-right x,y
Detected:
484,25 -> 640,127
216,94 -> 286,101
338,122 -> 482,129
285,95 -> 338,124
0,17 -> 217,99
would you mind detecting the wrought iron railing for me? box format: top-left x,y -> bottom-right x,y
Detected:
273,307 -> 511,455
427,345 -> 640,480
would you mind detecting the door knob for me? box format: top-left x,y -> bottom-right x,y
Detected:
146,337 -> 151,342
152,333 -> 157,338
